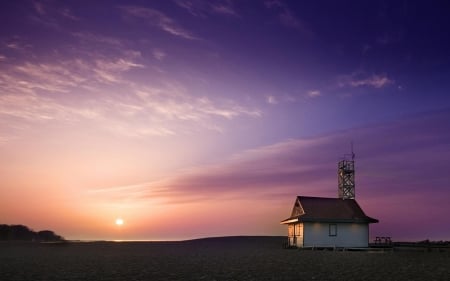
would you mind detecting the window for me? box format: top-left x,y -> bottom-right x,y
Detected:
295,223 -> 302,236
288,225 -> 294,237
329,224 -> 337,236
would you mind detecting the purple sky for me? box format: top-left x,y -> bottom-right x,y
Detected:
1,0 -> 449,241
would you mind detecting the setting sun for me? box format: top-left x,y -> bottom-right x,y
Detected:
115,218 -> 124,226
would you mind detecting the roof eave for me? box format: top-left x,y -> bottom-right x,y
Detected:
280,218 -> 299,224
299,218 -> 377,223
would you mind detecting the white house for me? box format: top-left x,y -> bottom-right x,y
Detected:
280,196 -> 378,248
280,154 -> 378,248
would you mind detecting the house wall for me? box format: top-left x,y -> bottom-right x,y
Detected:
303,222 -> 369,248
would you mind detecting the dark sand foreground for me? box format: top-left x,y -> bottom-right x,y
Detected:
1,237 -> 449,281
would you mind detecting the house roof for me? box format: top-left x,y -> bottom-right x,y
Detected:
280,196 -> 378,224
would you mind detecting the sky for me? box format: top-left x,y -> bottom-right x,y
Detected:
1,0 -> 449,241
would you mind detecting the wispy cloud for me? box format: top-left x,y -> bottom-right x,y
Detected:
33,1 -> 46,15
306,90 -> 321,98
58,8 -> 80,21
210,1 -> 240,17
175,0 -> 239,18
119,6 -> 197,40
71,32 -> 125,47
152,49 -> 166,61
264,93 -> 300,104
338,73 -> 394,89
266,95 -> 278,104
278,9 -> 302,29
175,0 -> 208,17
0,136 -> 15,145
30,1 -> 80,31
264,0 -> 313,35
0,91 -> 103,134
93,58 -> 144,83
2,63 -> 80,95
134,86 -> 261,122
1,54 -> 144,98
3,37 -> 33,51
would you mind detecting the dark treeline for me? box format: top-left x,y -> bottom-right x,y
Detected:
0,224 -> 64,241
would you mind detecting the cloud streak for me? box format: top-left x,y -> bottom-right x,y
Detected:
175,0 -> 239,18
306,90 -> 321,98
338,73 -> 394,89
133,86 -> 261,123
264,0 -> 313,36
71,32 -> 125,47
210,1 -> 240,17
152,49 -> 166,61
266,95 -> 278,104
30,1 -> 81,32
119,6 -> 197,40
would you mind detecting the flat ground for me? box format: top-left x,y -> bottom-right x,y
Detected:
0,237 -> 448,281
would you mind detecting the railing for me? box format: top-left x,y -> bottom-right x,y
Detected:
374,236 -> 392,245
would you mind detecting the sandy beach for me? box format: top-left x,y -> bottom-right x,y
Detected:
0,237 -> 448,281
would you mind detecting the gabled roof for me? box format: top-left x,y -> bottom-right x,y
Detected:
280,196 -> 378,224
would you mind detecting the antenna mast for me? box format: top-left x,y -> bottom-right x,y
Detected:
338,143 -> 355,200
351,141 -> 355,161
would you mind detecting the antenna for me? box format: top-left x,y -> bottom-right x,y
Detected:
343,141 -> 355,161
338,142 -> 356,200
351,141 -> 355,161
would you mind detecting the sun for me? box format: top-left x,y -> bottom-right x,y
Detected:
115,218 -> 124,226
